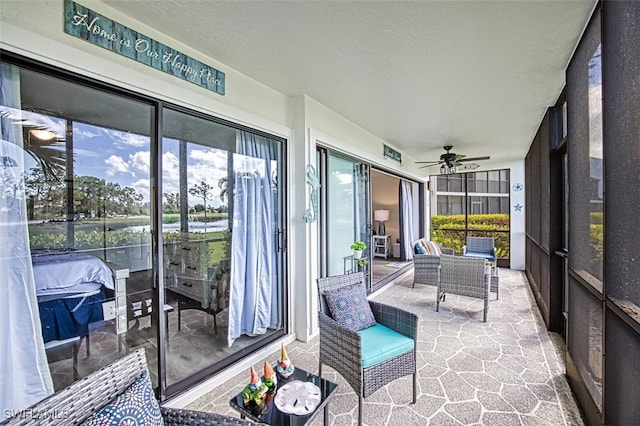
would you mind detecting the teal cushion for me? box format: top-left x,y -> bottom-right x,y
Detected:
464,251 -> 496,261
358,324 -> 414,368
414,243 -> 426,254
82,370 -> 164,426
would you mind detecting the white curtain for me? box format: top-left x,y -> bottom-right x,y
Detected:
228,131 -> 279,346
0,62 -> 53,421
399,180 -> 415,261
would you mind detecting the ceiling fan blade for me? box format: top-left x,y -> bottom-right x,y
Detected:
414,160 -> 442,164
458,156 -> 490,162
418,163 -> 441,169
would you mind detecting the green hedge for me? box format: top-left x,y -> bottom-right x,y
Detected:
29,229 -> 229,269
431,213 -> 510,258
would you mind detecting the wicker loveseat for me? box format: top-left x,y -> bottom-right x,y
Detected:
1,349 -> 255,426
411,238 -> 454,287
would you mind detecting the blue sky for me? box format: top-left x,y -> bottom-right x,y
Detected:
16,110 -> 265,207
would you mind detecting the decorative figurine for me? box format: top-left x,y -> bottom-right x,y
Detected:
241,366 -> 268,409
263,361 -> 277,394
276,343 -> 295,379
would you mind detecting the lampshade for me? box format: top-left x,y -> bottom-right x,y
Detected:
374,209 -> 389,222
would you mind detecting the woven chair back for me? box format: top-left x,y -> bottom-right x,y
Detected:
317,272 -> 366,318
466,237 -> 495,253
2,349 -> 147,426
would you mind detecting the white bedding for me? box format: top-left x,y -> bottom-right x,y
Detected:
31,252 -> 115,294
35,282 -> 103,302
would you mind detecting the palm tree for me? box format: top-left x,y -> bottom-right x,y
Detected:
189,181 -> 214,220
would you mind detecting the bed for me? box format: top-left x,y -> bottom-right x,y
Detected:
31,250 -> 118,343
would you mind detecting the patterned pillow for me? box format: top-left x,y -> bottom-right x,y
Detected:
425,241 -> 442,256
414,242 -> 426,254
323,283 -> 377,331
82,371 -> 164,426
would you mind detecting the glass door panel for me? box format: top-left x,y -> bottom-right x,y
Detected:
1,62 -> 155,392
162,109 -> 285,387
325,153 -> 371,289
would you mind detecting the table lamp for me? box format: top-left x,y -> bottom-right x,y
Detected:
374,209 -> 389,235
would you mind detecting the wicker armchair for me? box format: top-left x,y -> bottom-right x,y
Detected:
436,254 -> 490,322
412,239 -> 454,287
317,272 -> 417,426
462,236 -> 497,267
1,349 -> 257,426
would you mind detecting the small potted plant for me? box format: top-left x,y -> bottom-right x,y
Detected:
350,240 -> 367,259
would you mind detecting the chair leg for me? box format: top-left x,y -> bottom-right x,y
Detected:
177,302 -> 181,331
72,340 -> 79,381
85,333 -> 90,357
358,395 -> 363,426
436,291 -> 444,312
413,372 -> 417,403
318,362 -> 322,378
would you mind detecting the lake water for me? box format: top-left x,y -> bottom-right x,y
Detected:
122,220 -> 228,233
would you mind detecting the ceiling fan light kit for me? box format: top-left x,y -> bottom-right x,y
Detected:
415,145 -> 490,174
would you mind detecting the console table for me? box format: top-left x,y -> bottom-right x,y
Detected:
372,235 -> 391,259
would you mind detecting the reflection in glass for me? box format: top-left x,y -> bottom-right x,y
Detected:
324,155 -> 370,285
161,109 -> 284,386
588,44 -> 604,281
1,61 -> 155,395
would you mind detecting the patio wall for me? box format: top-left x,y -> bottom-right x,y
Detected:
526,2 -> 640,424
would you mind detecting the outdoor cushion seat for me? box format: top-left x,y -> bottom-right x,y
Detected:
463,237 -> 497,267
463,250 -> 496,261
359,323 -> 415,368
317,272 -> 417,426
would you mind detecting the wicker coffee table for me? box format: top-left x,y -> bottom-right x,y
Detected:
230,366 -> 338,426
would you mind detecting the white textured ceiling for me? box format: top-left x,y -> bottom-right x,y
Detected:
106,0 -> 595,168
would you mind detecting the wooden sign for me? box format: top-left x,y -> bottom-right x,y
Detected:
64,0 -> 225,95
383,144 -> 402,163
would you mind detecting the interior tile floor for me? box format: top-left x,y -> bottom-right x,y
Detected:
186,268 -> 584,425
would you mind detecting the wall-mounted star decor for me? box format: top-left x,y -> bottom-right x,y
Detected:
512,183 -> 524,192
514,203 -> 523,212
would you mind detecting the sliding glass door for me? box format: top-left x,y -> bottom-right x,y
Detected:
319,149 -> 371,290
161,108 -> 285,393
0,54 -> 287,404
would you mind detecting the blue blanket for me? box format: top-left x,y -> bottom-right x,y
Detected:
39,289 -> 106,343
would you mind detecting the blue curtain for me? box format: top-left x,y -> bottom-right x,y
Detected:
0,62 -> 53,420
399,180 -> 415,261
228,131 -> 279,346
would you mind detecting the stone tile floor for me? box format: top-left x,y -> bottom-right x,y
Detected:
187,268 -> 584,425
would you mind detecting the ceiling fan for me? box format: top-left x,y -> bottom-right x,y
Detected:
415,145 -> 490,172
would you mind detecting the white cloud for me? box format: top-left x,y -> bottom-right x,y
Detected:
105,155 -> 129,176
162,151 -> 181,195
190,149 -> 217,163
74,127 -> 103,140
105,129 -> 149,148
131,178 -> 150,201
130,151 -> 150,174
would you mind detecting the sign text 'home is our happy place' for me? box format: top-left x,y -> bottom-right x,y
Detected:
63,0 -> 225,95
